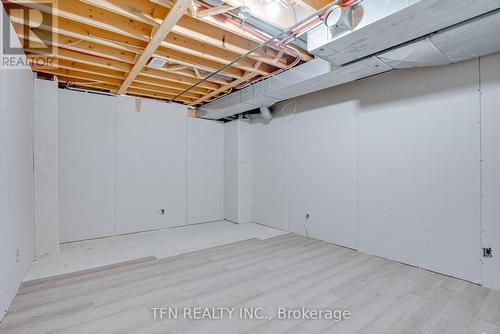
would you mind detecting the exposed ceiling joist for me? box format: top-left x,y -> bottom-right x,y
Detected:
27,49 -> 224,91
33,67 -> 123,86
190,62 -> 262,105
76,0 -> 291,67
128,82 -> 202,99
4,0 -> 313,105
7,1 -> 281,74
188,0 -> 197,17
127,87 -> 196,103
190,72 -> 258,106
196,4 -> 237,18
118,0 -> 193,94
57,78 -> 119,93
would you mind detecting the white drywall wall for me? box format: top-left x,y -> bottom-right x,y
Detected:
187,118 -> 224,225
57,91 -> 224,241
252,117 -> 289,231
224,118 -> 253,224
34,79 -> 59,256
0,18 -> 35,319
224,121 -> 238,223
252,88 -> 358,246
286,92 -> 358,249
237,119 -> 253,224
481,53 -> 500,290
116,97 -> 187,234
58,90 -> 116,242
250,58 -> 488,283
356,61 -> 481,283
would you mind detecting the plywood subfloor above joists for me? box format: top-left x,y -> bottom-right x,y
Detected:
4,0 -> 313,105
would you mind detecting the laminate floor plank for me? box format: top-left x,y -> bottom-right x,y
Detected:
1,233 -> 497,334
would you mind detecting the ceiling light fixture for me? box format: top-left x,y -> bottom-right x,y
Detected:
266,0 -> 281,18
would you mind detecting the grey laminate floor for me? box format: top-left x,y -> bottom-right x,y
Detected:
1,233 -> 499,334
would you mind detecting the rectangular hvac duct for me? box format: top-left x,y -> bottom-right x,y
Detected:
197,57 -> 391,119
309,0 -> 500,65
430,8 -> 500,63
197,58 -> 332,119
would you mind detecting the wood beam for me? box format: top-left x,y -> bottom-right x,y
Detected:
37,47 -> 226,88
62,0 -> 288,67
190,71 -> 259,105
57,77 -> 119,93
154,48 -> 245,79
139,67 -> 221,90
196,4 -> 237,18
127,87 -> 194,104
129,82 -> 202,99
28,50 -> 221,92
119,0 -> 191,94
55,76 -> 194,104
17,24 -> 239,84
7,0 -> 268,77
34,58 -> 126,80
12,23 -> 138,64
77,0 -> 284,71
33,67 -> 123,86
27,47 -> 133,72
151,0 -> 313,62
187,0 -> 197,17
7,0 -> 287,73
133,74 -> 209,94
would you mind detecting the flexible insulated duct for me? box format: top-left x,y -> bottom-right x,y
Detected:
259,106 -> 273,121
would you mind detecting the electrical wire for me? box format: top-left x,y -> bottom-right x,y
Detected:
207,87 -> 234,104
236,44 -> 302,90
60,39 -> 83,47
88,33 -> 145,52
65,80 -> 106,89
172,0 -> 344,102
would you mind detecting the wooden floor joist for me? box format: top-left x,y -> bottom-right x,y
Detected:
4,0 -> 312,105
119,0 -> 191,94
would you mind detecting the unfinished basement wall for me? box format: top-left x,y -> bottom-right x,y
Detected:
34,79 -> 59,257
251,56 -> 500,287
53,89 -> 224,242
224,121 -> 238,223
188,117 -> 224,225
480,53 -> 500,291
224,118 -> 252,224
0,19 -> 35,320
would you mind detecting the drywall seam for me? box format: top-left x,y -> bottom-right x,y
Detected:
479,57 -> 485,285
113,96 -> 118,236
33,78 -> 59,257
186,113 -> 189,227
355,98 -> 360,250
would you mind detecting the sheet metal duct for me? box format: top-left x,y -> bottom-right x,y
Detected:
309,0 -> 500,65
430,8 -> 500,63
197,58 -> 333,120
